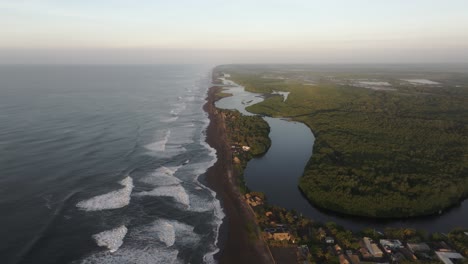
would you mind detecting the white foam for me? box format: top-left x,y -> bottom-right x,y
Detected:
161,116 -> 179,123
155,220 -> 176,247
76,177 -> 133,211
80,248 -> 180,264
134,185 -> 190,207
196,98 -> 225,263
153,219 -> 199,246
140,166 -> 182,186
170,102 -> 186,116
145,130 -> 171,152
92,225 -> 128,253
402,79 -> 440,85
359,81 -> 390,86
127,219 -> 199,248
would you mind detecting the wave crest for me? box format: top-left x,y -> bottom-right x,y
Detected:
92,225 -> 128,253
76,177 -> 133,211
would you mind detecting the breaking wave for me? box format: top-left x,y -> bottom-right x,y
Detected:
134,185 -> 190,207
80,248 -> 180,264
155,220 -> 175,246
76,177 -> 133,211
140,166 -> 182,186
92,225 -> 128,253
144,130 -> 171,152
135,219 -> 199,247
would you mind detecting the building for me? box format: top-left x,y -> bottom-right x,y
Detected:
363,237 -> 383,258
242,145 -> 251,151
264,230 -> 291,241
245,193 -> 263,207
435,251 -> 465,264
325,236 -> 335,244
273,232 -> 291,241
434,241 -> 453,252
380,239 -> 403,249
407,242 -> 431,253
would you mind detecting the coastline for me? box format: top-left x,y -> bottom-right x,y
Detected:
203,86 -> 274,264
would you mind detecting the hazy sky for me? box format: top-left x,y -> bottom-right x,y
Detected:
1,0 -> 468,64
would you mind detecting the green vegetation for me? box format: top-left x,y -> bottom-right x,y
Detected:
221,109 -> 271,156
447,229 -> 468,257
218,107 -> 271,193
219,65 -> 468,218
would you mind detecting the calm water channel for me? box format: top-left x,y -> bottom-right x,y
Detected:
215,79 -> 468,232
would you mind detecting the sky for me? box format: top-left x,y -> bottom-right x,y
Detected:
1,0 -> 468,64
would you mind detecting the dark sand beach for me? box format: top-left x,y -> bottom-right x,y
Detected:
203,86 -> 273,264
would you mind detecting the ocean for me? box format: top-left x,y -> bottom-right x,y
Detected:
0,65 -> 223,264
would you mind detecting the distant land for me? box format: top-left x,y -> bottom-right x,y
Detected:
217,64 -> 468,218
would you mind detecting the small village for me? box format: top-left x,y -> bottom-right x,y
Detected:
243,190 -> 468,264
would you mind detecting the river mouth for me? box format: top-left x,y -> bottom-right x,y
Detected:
215,79 -> 468,232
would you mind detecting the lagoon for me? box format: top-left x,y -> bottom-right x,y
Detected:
215,81 -> 468,232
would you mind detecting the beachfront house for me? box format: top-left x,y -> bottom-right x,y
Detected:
273,232 -> 291,241
363,237 -> 383,258
245,193 -> 263,207
407,242 -> 431,253
264,230 -> 292,241
380,239 -> 403,253
435,251 -> 466,264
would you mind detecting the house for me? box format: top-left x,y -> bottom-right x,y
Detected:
325,236 -> 335,244
242,146 -> 251,151
245,193 -> 263,207
345,251 -> 360,264
273,232 -> 291,241
363,237 -> 383,258
435,251 -> 465,264
434,241 -> 453,252
380,239 -> 403,250
264,230 -> 291,241
407,242 -> 431,253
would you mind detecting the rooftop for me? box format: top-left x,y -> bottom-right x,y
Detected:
435,251 -> 465,264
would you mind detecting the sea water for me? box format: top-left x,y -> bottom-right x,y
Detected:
0,65 -> 223,264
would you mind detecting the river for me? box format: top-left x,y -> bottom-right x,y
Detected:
215,79 -> 468,232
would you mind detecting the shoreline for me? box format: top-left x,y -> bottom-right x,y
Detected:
203,86 -> 274,264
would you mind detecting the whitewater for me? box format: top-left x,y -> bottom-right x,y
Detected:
0,65 -> 223,264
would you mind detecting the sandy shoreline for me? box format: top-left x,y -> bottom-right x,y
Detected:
203,86 -> 273,264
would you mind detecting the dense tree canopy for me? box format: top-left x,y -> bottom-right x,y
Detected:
220,66 -> 468,218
